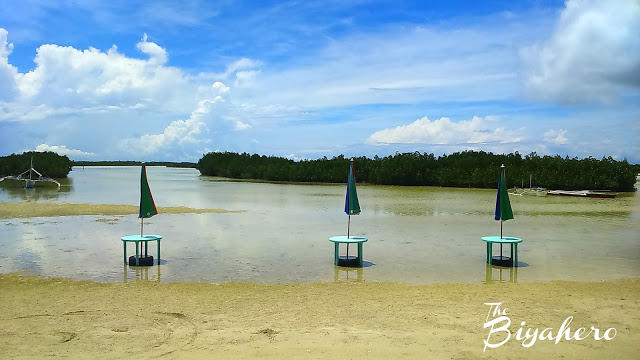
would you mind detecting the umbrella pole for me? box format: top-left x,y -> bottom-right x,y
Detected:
347,215 -> 351,261
140,218 -> 144,257
500,220 -> 503,259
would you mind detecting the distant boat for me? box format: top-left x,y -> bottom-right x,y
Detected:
0,157 -> 61,189
547,190 -> 617,199
509,174 -> 547,196
509,187 -> 548,196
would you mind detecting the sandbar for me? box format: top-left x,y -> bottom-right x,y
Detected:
0,201 -> 243,219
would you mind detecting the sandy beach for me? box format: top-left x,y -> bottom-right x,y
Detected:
0,274 -> 637,359
1,201 -> 639,359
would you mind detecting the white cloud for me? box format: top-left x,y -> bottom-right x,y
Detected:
234,121 -> 251,130
222,58 -> 260,78
123,82 -> 229,154
366,116 -> 522,145
34,144 -> 95,157
136,33 -> 167,65
543,129 -> 568,145
232,20 -> 537,109
0,28 -> 276,160
2,29 -> 194,116
0,28 -> 19,100
0,29 -> 11,60
521,0 -> 640,104
211,81 -> 230,94
285,153 -> 308,161
234,70 -> 260,88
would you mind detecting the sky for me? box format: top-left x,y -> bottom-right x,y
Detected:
0,0 -> 638,163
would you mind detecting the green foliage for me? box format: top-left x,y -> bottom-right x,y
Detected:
198,151 -> 637,191
0,151 -> 72,178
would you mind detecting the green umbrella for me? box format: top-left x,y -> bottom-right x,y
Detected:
138,163 -> 158,254
494,164 -> 514,259
344,158 -> 361,261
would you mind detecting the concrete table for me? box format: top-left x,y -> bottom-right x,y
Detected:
329,236 -> 368,267
121,235 -> 162,266
481,236 -> 522,267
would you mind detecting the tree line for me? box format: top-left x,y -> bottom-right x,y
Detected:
198,151 -> 638,191
0,152 -> 73,178
72,161 -> 197,168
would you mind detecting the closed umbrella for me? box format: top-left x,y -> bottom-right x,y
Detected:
139,163 -> 158,255
345,158 -> 361,260
494,164 -> 514,259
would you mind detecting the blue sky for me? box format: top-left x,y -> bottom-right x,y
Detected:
0,0 -> 638,163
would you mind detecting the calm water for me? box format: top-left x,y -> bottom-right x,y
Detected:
0,166 -> 638,284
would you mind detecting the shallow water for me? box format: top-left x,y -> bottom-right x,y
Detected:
1,166 -> 638,284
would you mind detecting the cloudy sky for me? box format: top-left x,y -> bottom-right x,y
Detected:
0,0 -> 638,162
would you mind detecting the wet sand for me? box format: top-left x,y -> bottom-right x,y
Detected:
0,273 -> 637,359
0,201 -> 242,218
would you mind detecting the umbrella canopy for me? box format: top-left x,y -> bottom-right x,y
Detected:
139,164 -> 158,219
345,159 -> 361,215
494,165 -> 513,222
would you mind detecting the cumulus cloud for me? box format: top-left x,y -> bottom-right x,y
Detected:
34,144 -> 95,157
135,117 -> 205,149
366,116 -> 522,145
0,28 -> 19,100
543,129 -> 568,145
123,82 -> 229,154
212,57 -> 262,88
521,0 -> 640,104
136,33 -> 167,65
0,28 -> 276,159
1,28 -> 193,116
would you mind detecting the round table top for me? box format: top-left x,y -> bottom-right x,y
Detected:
121,234 -> 163,242
329,236 -> 368,243
481,236 -> 522,243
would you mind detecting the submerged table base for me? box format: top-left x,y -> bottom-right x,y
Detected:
121,235 -> 162,266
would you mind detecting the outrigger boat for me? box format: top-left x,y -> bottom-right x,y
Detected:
509,174 -> 547,196
547,190 -> 617,199
0,157 -> 61,189
509,187 -> 548,196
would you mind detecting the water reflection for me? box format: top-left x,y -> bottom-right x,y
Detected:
484,264 -> 518,283
334,266 -> 363,282
123,264 -> 161,282
0,178 -> 72,201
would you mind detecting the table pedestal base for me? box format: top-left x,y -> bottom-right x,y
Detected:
129,255 -> 154,267
490,255 -> 513,267
337,256 -> 361,267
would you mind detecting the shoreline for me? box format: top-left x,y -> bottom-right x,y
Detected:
199,175 -> 640,192
1,273 -> 637,359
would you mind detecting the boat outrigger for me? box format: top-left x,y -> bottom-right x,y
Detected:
0,157 -> 61,189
